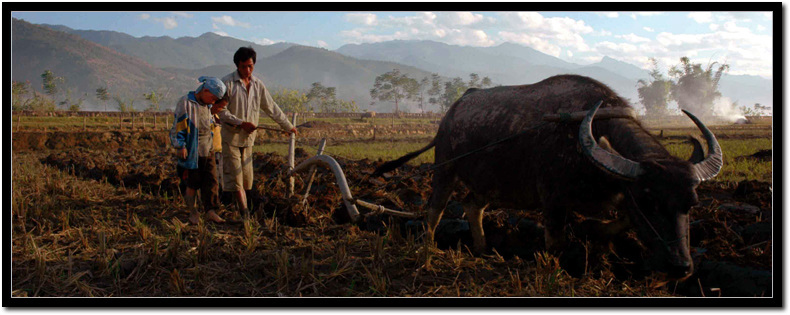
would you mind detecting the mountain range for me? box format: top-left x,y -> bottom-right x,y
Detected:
12,18 -> 773,113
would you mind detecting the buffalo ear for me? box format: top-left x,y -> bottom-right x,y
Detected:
688,135 -> 706,164
598,136 -> 622,156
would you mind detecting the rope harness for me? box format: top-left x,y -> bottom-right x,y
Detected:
624,187 -> 684,254
289,103 -> 649,220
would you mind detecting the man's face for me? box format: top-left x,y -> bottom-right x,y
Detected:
237,58 -> 255,79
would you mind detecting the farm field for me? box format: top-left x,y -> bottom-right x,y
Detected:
10,115 -> 774,299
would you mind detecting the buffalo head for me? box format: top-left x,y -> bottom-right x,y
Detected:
579,101 -> 723,280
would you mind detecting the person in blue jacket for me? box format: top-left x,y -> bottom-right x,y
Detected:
170,76 -> 227,225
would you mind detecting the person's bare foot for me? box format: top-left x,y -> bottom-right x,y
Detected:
205,210 -> 225,223
189,211 -> 200,225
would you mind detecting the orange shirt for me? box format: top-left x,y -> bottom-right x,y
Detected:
212,115 -> 222,153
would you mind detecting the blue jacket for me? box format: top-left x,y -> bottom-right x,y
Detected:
170,92 -> 211,169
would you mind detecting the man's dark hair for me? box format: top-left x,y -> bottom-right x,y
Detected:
233,47 -> 257,67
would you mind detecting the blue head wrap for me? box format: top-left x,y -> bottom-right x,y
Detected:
196,76 -> 227,99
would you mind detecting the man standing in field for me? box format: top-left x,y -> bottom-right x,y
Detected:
218,47 -> 296,218
171,76 -> 227,225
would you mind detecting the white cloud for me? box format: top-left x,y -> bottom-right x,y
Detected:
723,12 -> 755,22
688,12 -> 713,24
757,25 -> 766,32
340,12 -> 497,46
628,12 -> 663,20
593,29 -> 612,36
160,17 -> 177,29
254,38 -> 276,45
142,16 -> 177,29
595,12 -> 619,18
334,11 -> 772,78
340,28 -> 402,43
172,12 -> 193,18
616,33 -> 650,43
722,21 -> 751,33
635,12 -> 662,17
211,15 -> 251,28
437,12 -> 484,26
345,13 -> 377,26
340,11 -> 594,49
212,31 -> 229,37
317,40 -> 329,48
596,22 -> 773,78
496,12 -> 592,52
499,31 -> 561,57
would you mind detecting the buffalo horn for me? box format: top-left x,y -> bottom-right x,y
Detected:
579,100 -> 643,180
681,110 -> 723,182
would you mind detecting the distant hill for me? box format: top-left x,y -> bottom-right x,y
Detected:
40,23 -> 296,70
582,56 -> 650,81
12,18 -> 196,111
17,20 -> 773,113
336,40 -> 646,102
166,45 -> 439,113
337,40 -> 772,112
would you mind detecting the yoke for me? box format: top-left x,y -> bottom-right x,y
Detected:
543,107 -> 637,123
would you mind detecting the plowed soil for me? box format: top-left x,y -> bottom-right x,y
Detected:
12,129 -> 774,298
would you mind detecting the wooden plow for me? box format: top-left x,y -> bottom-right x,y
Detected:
283,106 -> 637,223
284,114 -> 421,223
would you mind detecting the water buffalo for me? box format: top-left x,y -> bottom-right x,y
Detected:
374,75 -> 722,280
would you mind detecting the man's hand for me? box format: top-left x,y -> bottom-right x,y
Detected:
240,121 -> 257,133
211,99 -> 228,115
282,127 -> 297,135
176,147 -> 188,160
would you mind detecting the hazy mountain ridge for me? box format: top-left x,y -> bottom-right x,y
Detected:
164,45 -> 439,112
17,20 -> 773,113
40,24 -> 296,70
12,19 -> 197,110
336,40 -> 771,111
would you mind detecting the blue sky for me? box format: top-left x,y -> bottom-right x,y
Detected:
12,11 -> 774,78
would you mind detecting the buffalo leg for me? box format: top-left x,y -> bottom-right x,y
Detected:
464,201 -> 490,254
425,171 -> 457,247
543,206 -> 570,252
578,215 -> 632,241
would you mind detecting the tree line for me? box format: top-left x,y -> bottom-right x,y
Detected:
370,69 -> 493,114
14,59 -> 770,117
12,70 -> 361,114
12,70 -> 171,113
637,56 -> 770,118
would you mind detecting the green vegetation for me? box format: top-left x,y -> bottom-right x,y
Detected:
370,69 -> 420,114
663,138 -> 772,183
669,57 -> 729,117
637,56 -> 730,118
637,58 -> 671,118
370,70 -> 493,114
96,86 -> 111,112
12,115 -> 772,184
12,114 -> 174,131
272,84 -> 359,113
10,115 -> 773,298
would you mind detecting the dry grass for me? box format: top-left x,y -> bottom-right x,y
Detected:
11,120 -> 773,298
11,151 -> 676,297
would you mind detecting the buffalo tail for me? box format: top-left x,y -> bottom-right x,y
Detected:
372,139 -> 437,177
